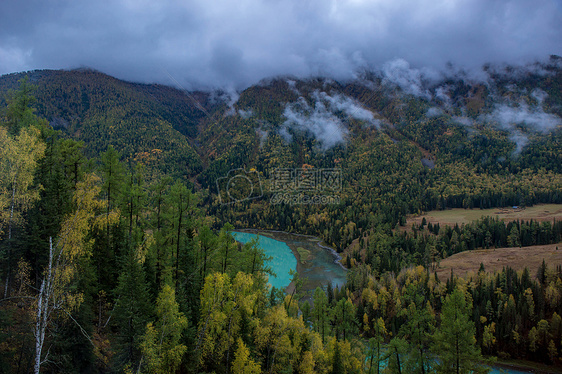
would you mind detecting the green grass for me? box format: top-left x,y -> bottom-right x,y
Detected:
407,204 -> 562,227
296,247 -> 312,264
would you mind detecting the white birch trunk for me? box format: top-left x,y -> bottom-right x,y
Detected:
34,237 -> 54,374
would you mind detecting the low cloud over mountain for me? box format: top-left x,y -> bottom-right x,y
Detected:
1,0 -> 561,89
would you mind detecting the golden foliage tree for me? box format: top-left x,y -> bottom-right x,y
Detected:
231,338 -> 261,374
141,284 -> 188,374
0,125 -> 46,296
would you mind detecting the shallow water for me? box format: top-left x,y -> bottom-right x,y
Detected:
365,351 -> 532,374
232,230 -> 347,293
421,157 -> 436,169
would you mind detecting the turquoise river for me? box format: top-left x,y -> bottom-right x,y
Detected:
232,230 -> 346,292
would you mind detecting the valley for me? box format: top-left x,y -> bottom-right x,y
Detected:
1,62 -> 562,373
2,0 -> 561,371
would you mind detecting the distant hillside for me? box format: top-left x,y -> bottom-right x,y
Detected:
1,60 -> 562,250
0,69 -> 215,180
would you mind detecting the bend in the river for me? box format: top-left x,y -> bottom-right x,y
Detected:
232,230 -> 347,293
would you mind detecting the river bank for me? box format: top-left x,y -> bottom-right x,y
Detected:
491,358 -> 562,374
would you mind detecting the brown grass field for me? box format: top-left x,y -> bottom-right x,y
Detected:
406,204 -> 562,230
435,243 -> 562,281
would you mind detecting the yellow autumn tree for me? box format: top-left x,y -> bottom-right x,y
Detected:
482,322 -> 496,353
0,125 -> 46,297
197,272 -> 258,371
253,304 -> 327,373
231,338 -> 261,374
0,124 -> 45,237
141,284 -> 188,374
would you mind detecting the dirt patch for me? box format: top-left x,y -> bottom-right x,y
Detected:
435,243 -> 562,281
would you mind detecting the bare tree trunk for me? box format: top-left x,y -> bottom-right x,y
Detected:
376,342 -> 380,374
34,237 -> 54,374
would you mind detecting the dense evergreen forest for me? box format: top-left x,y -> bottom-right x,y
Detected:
1,58 -> 562,373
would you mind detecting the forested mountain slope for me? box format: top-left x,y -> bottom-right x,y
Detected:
0,69 -> 210,180
1,57 -> 562,253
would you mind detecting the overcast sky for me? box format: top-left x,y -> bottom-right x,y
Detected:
1,0 -> 561,89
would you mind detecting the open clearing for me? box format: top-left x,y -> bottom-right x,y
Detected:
406,204 -> 562,229
435,243 -> 562,281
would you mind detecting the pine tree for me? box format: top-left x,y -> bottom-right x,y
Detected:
331,340 -> 344,374
313,287 -> 329,343
3,77 -> 46,136
399,301 -> 435,374
327,282 -> 334,306
165,181 -> 195,288
148,176 -> 172,289
387,337 -> 408,374
95,145 -> 125,298
366,318 -> 387,374
120,165 -> 147,250
23,130 -> 84,288
332,297 -> 355,341
537,259 -> 547,286
112,244 -> 152,370
432,289 -> 489,374
507,225 -> 521,247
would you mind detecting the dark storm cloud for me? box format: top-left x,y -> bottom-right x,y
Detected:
1,0 -> 561,89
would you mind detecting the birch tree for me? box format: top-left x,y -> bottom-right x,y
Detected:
33,174 -> 115,373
